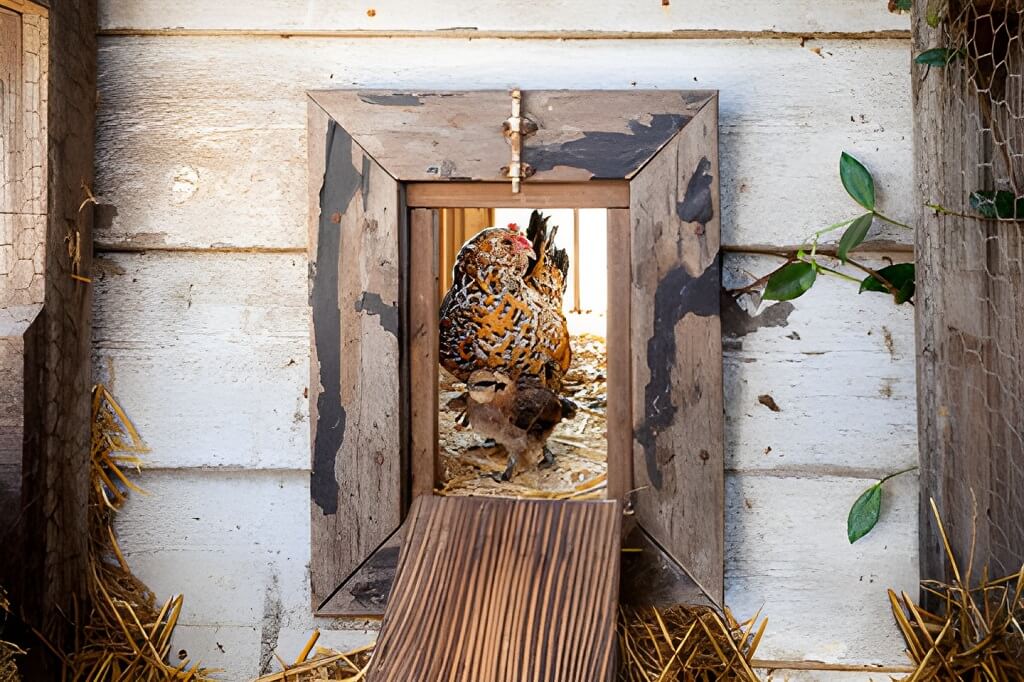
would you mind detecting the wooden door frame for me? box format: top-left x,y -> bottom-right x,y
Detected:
307,90 -> 723,617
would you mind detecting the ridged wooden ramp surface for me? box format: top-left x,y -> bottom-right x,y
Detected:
366,495 -> 622,682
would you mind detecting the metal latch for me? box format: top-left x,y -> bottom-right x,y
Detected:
501,89 -> 538,193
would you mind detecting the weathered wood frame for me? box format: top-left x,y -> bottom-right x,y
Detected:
307,90 -> 723,617
1,0 -> 99,674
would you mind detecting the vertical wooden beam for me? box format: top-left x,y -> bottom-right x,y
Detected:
409,208 -> 439,499
308,115 -> 403,609
0,5 -> 26,542
571,208 -> 581,312
605,208 -> 632,505
0,0 -> 96,675
628,98 -> 723,603
913,5 -> 1024,585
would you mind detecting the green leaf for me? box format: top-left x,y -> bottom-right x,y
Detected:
914,47 -> 961,66
895,0 -> 912,9
860,263 -> 915,304
926,0 -> 945,27
763,262 -> 817,301
848,483 -> 882,543
840,152 -> 876,211
969,190 -> 1024,220
837,213 -> 875,262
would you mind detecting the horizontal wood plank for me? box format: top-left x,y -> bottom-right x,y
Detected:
91,252 -> 311,469
725,473 -> 918,665
98,0 -> 909,33
311,89 -> 710,183
723,254 -> 917,476
111,468 -> 916,680
94,37 -> 912,249
90,251 -> 916,474
406,181 -> 629,208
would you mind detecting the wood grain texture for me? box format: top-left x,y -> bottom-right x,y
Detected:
605,208 -> 633,504
407,181 -> 629,208
91,251 -> 310,469
912,5 -> 1024,585
367,496 -> 621,682
1,6 -> 20,213
310,89 -> 710,183
309,118 -> 402,608
723,253 -> 917,476
0,335 -> 23,527
93,37 -> 913,249
629,97 -> 724,603
1,7 -> 46,217
317,527 -> 403,618
408,208 -> 438,499
98,0 -> 909,33
7,1 -> 96,676
88,250 -> 918,477
619,523 -> 711,609
725,473 -> 918,664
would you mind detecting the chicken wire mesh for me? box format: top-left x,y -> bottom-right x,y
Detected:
923,0 -> 1024,580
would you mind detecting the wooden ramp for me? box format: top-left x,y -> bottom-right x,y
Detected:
366,496 -> 621,682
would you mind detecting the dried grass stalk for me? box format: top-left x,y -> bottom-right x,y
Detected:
618,604 -> 766,681
252,631 -> 372,682
266,605 -> 766,682
0,589 -> 22,682
890,499 -> 1024,681
63,385 -> 216,681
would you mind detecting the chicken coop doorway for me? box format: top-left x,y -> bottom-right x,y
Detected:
307,90 -> 724,618
433,207 -> 611,499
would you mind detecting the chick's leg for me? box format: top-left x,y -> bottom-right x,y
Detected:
492,452 -> 518,482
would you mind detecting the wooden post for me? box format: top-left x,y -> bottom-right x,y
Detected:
913,5 -> 1024,585
409,208 -> 439,499
0,0 -> 98,674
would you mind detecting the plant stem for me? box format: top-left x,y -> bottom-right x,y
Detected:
879,465 -> 918,485
926,202 -> 978,220
873,211 -> 912,230
806,260 -> 862,284
808,217 -> 858,259
726,260 -> 796,296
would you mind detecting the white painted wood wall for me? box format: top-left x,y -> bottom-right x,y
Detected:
92,2 -> 918,679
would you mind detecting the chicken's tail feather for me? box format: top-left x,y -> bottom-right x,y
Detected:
526,210 -> 569,280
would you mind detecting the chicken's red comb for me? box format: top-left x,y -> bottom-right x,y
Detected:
507,222 -> 519,231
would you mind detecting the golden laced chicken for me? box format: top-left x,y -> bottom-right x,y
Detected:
439,210 -> 575,480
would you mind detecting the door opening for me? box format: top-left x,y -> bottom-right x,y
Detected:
435,208 -> 609,499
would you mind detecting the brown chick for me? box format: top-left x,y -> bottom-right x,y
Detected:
465,369 -> 578,482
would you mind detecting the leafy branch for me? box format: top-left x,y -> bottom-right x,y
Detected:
733,152 -> 916,307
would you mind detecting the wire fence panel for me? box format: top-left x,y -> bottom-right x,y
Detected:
914,0 -> 1024,585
